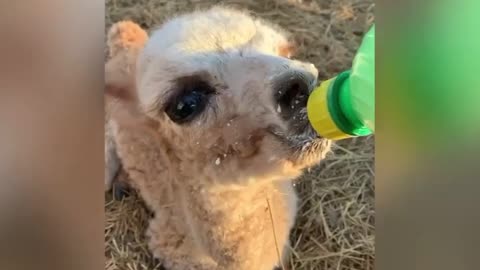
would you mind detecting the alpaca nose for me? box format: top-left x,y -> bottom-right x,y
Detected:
273,71 -> 315,117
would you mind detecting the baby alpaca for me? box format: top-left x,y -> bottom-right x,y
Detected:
106,7 -> 331,270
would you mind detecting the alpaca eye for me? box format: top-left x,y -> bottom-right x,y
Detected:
167,91 -> 206,123
165,80 -> 214,124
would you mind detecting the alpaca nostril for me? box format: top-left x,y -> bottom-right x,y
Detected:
274,76 -> 311,116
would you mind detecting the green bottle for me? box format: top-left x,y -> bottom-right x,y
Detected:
307,25 -> 375,140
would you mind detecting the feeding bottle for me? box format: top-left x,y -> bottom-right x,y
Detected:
307,25 -> 375,140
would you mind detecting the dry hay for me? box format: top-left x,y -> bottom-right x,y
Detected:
105,0 -> 375,269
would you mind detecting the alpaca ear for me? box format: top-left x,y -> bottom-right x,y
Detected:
107,21 -> 148,59
278,41 -> 297,58
105,53 -> 138,102
105,21 -> 148,102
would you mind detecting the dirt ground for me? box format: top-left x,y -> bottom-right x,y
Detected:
105,0 -> 375,269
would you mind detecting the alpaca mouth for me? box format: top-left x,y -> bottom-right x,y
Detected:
267,119 -> 325,162
267,100 -> 333,165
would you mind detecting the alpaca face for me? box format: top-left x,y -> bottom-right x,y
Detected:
135,8 -> 331,183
